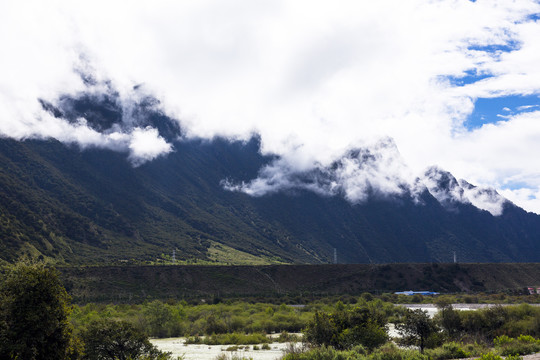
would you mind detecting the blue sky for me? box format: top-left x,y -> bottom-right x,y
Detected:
466,95 -> 540,130
447,39 -> 540,130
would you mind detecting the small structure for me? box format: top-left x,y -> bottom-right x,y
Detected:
394,290 -> 439,296
527,287 -> 540,295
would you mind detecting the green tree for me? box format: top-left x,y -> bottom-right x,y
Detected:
435,303 -> 462,339
304,304 -> 388,350
0,261 -> 77,360
143,300 -> 173,337
82,319 -> 171,360
396,308 -> 438,352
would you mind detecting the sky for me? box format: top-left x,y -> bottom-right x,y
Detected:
1,0 -> 540,213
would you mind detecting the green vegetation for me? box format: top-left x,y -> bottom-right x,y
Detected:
304,301 -> 389,350
279,338 -> 538,360
3,136 -> 540,267
434,303 -> 540,342
478,353 -> 522,360
71,300 -> 316,338
4,261 -> 540,360
396,309 -> 438,352
186,333 -> 270,345
0,261 -> 173,360
0,261 -> 77,359
423,342 -> 471,360
278,300 -> 540,360
494,334 -> 540,356
282,343 -> 429,360
81,319 -> 171,360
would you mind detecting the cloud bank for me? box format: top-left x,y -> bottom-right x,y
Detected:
1,1 -> 540,211
223,137 -> 421,202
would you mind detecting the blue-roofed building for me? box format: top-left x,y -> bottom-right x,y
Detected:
394,290 -> 439,296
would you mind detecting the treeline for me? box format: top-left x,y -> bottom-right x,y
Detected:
72,300 -> 336,338
286,300 -> 540,360
329,292 -> 540,306
435,301 -> 540,342
139,291 -> 537,308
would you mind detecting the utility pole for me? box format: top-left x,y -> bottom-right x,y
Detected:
453,251 -> 457,263
172,249 -> 176,264
334,248 -> 337,264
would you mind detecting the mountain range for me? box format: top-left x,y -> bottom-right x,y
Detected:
1,90 -> 539,264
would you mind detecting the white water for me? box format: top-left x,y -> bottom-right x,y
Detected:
403,303 -> 540,318
152,304 -> 540,359
150,338 -> 294,360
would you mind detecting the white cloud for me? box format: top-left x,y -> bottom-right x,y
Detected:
517,104 -> 539,111
500,187 -> 540,214
460,180 -> 506,216
225,138 -> 423,203
128,127 -> 173,166
2,0 -> 540,212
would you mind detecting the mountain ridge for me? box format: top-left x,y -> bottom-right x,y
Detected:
1,132 -> 539,265
0,89 -> 538,264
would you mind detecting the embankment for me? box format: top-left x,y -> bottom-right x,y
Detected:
58,263 -> 540,303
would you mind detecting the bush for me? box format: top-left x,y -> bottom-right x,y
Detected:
277,331 -> 302,343
461,342 -> 490,357
81,319 -> 172,360
281,345 -> 365,360
304,304 -> 388,350
368,343 -> 428,360
424,342 -> 470,360
478,352 -> 504,360
493,334 -> 540,356
185,332 -> 270,345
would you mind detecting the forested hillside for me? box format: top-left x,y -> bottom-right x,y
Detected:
1,132 -> 540,265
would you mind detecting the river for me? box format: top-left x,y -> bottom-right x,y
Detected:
151,304 -> 540,360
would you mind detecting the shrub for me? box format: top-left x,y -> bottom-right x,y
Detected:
461,342 -> 490,357
81,319 -> 172,360
277,331 -> 302,343
281,345 -> 365,360
493,335 -> 540,356
186,332 -> 270,345
478,352 -> 504,360
425,342 -> 470,360
369,343 -> 428,360
304,305 -> 388,350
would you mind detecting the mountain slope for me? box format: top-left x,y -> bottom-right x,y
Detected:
0,88 -> 539,264
1,133 -> 540,264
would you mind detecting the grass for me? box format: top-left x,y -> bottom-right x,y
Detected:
206,241 -> 285,265
186,333 -> 270,345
